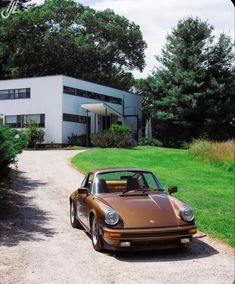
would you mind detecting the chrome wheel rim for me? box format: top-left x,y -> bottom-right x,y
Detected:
92,219 -> 98,246
70,203 -> 75,224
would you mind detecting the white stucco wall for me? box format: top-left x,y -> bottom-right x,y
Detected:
0,75 -> 63,143
0,75 -> 142,144
61,89 -> 97,143
62,121 -> 87,143
62,76 -> 142,139
62,76 -> 141,115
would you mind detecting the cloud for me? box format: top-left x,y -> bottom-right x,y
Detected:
31,0 -> 235,78
92,0 -> 234,77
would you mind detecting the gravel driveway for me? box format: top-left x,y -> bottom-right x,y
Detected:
0,150 -> 234,284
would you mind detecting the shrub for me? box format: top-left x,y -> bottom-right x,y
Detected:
26,121 -> 45,149
91,124 -> 132,148
91,130 -> 113,148
110,124 -> 131,134
17,130 -> 29,150
67,133 -> 87,146
0,126 -> 27,178
138,137 -> 163,147
189,139 -> 235,171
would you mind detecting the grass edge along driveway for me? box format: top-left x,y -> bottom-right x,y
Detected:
71,146 -> 235,247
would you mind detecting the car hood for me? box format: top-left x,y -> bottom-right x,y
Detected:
98,193 -> 186,228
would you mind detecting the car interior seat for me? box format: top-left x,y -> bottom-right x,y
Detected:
96,179 -> 109,194
125,177 -> 140,192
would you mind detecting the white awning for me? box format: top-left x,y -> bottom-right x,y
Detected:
81,102 -> 122,117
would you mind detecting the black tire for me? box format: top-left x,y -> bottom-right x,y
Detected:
91,216 -> 103,251
70,201 -> 82,229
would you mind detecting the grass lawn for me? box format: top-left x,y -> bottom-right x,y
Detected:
71,146 -> 235,247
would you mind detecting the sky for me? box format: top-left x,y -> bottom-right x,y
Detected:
32,0 -> 234,78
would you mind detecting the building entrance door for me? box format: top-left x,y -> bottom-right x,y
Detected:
102,116 -> 111,130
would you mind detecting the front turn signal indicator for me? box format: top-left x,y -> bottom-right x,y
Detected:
188,228 -> 197,234
103,231 -> 121,238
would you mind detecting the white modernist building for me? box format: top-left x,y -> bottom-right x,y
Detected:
0,75 -> 142,144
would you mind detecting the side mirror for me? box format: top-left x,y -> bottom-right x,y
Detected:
78,187 -> 89,195
168,186 -> 178,195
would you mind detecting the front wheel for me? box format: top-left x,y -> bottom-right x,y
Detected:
91,216 -> 103,251
70,201 -> 82,229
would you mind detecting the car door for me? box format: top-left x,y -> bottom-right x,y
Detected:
77,174 -> 94,228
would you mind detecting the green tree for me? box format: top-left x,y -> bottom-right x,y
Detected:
203,33 -> 235,139
0,0 -> 147,90
136,17 -> 234,146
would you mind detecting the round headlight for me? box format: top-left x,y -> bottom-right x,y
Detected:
105,209 -> 119,225
180,205 -> 194,222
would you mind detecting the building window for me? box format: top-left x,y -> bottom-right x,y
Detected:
5,114 -> 45,128
0,88 -> 30,100
63,113 -> 87,124
5,115 -> 18,128
23,114 -> 40,125
63,86 -> 122,105
63,86 -> 75,96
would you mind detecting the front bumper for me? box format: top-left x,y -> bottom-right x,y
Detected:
101,225 -> 197,251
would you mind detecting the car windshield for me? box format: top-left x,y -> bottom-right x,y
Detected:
92,170 -> 163,194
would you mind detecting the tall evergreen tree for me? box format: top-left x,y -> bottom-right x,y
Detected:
203,33 -> 235,139
136,17 -> 234,146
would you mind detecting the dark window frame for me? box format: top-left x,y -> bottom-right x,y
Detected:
5,114 -> 45,128
63,86 -> 122,105
0,88 -> 31,100
63,113 -> 87,124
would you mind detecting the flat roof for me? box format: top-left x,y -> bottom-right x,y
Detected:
0,74 -> 63,82
0,74 -> 140,96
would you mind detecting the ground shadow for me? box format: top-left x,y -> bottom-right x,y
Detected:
0,170 -> 56,247
105,237 -> 219,262
85,228 -> 219,262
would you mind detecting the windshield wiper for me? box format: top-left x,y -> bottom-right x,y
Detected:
122,188 -> 151,194
141,189 -> 151,193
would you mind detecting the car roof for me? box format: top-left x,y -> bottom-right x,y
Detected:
89,167 -> 153,175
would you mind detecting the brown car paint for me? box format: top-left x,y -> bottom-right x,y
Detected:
70,168 -> 197,251
96,193 -> 186,228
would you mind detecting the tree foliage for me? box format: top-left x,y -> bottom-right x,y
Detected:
136,17 -> 235,146
0,126 -> 27,178
0,0 -> 147,90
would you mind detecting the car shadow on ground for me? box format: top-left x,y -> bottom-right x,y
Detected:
106,237 -> 219,262
0,170 -> 56,247
84,229 -> 219,261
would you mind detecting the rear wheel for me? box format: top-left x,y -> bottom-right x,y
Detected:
70,201 -> 82,228
91,216 -> 103,251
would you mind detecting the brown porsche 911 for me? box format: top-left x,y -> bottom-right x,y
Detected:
69,168 -> 197,251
